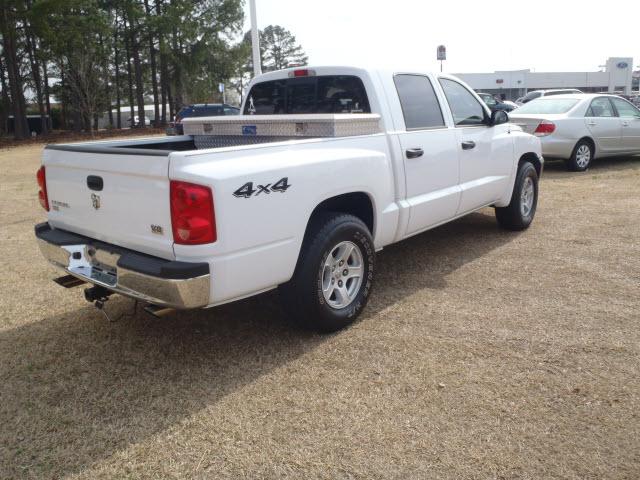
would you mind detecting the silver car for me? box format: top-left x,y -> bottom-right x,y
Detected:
509,94 -> 640,171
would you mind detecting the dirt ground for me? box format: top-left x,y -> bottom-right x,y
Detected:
1,143 -> 638,479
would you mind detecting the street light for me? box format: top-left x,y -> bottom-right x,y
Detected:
250,0 -> 262,77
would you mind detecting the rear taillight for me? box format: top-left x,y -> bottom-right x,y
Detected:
170,181 -> 216,245
534,121 -> 556,136
37,166 -> 49,211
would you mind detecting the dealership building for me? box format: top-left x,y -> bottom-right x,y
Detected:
456,57 -> 637,100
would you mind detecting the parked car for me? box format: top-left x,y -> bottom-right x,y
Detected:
167,103 -> 240,135
477,92 -> 516,112
127,115 -> 151,127
516,89 -> 583,105
502,100 -> 519,109
509,94 -> 640,171
35,66 -> 542,332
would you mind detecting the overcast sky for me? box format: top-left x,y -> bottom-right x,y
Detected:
244,0 -> 639,73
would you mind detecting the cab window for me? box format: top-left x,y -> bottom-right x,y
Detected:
394,74 -> 445,130
439,78 -> 486,126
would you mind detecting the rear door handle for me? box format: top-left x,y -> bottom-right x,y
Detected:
461,141 -> 476,150
406,148 -> 424,159
622,121 -> 630,127
587,121 -> 597,126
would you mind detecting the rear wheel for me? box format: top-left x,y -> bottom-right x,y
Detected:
566,140 -> 593,171
495,161 -> 539,231
279,213 -> 375,332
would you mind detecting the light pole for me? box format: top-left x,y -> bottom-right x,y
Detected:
250,0 -> 262,77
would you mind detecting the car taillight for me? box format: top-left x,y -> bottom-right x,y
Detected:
37,166 -> 49,211
534,121 -> 556,136
170,181 -> 216,245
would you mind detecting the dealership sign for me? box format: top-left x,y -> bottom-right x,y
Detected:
437,45 -> 446,61
617,62 -> 629,69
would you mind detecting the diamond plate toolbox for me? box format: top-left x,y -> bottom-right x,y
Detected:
182,114 -> 382,139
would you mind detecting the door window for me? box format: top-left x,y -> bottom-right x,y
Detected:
611,98 -> 640,118
393,74 -> 445,130
440,79 -> 486,126
586,98 -> 615,117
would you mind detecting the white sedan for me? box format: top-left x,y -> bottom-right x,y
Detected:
509,94 -> 640,171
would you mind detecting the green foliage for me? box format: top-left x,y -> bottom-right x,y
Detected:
0,0 -> 309,135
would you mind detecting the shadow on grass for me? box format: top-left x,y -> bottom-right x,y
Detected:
0,211 -> 514,479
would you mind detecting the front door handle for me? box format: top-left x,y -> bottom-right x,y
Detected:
587,121 -> 597,126
406,148 -> 424,159
461,141 -> 476,150
622,121 -> 630,127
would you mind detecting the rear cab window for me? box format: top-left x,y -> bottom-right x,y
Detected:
244,75 -> 371,115
393,74 -> 445,130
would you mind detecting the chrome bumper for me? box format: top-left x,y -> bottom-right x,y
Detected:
35,223 -> 210,309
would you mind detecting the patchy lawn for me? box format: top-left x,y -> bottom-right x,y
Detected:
1,145 -> 639,479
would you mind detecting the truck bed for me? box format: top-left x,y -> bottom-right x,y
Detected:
45,114 -> 382,156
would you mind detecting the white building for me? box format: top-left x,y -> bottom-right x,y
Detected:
456,57 -> 635,100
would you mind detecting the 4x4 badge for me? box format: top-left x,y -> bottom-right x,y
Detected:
91,193 -> 101,210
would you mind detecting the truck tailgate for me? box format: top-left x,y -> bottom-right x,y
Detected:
43,147 -> 175,260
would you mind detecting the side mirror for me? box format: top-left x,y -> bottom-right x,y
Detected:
490,110 -> 509,126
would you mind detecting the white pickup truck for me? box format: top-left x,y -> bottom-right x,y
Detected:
35,66 -> 542,331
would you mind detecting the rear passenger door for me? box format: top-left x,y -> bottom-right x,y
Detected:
394,74 -> 461,235
439,78 -> 514,214
585,97 -> 622,153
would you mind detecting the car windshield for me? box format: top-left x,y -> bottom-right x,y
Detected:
514,98 -> 580,114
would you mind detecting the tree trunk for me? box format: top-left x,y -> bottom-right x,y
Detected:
24,0 -> 47,135
144,0 -> 159,126
25,31 -> 48,135
0,7 -> 30,139
43,60 -> 52,130
130,16 -> 146,129
100,33 -> 113,129
124,28 -> 135,127
114,22 -> 121,129
0,56 -> 10,135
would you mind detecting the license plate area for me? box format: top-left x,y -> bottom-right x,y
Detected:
62,244 -> 118,287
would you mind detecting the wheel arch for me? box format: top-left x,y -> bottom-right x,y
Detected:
519,151 -> 543,177
305,192 -> 376,238
576,136 -> 596,158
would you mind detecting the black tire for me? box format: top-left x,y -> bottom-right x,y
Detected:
279,213 -> 375,333
495,161 -> 539,231
566,139 -> 594,172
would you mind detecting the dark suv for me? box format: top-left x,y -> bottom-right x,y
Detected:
477,92 -> 516,112
168,103 -> 240,135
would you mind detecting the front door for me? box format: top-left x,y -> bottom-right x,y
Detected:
393,74 -> 461,236
439,78 -> 514,214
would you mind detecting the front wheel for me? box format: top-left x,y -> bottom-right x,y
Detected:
495,161 -> 539,231
279,213 -> 375,332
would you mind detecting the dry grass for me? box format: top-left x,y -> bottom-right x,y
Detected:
0,144 -> 639,479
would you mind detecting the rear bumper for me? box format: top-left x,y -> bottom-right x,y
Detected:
539,136 -> 574,159
35,223 -> 210,309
